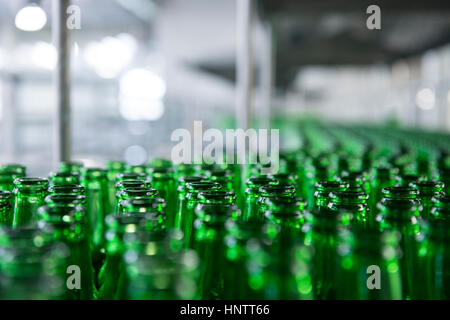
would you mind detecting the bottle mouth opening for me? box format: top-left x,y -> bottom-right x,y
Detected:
48,184 -> 84,193
380,198 -> 422,210
37,205 -> 85,222
382,186 -> 418,198
14,177 -> 48,188
247,176 -> 276,187
0,190 -> 11,199
264,196 -> 307,207
265,208 -> 303,219
178,176 -> 205,184
259,184 -> 296,193
410,180 -> 444,190
432,195 -> 450,206
198,191 -> 236,204
315,180 -> 349,190
45,194 -> 86,202
115,180 -> 146,189
120,187 -> 158,197
186,182 -> 221,191
330,191 -> 368,201
121,197 -> 166,208
195,203 -> 239,217
116,172 -> 146,180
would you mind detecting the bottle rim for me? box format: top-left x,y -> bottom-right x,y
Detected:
115,179 -> 146,190
382,186 -> 418,198
47,184 -> 85,194
115,172 -> 146,181
314,180 -> 349,191
197,190 -> 236,204
13,177 -> 48,188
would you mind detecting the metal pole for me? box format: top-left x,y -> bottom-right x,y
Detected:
236,0 -> 254,131
0,22 -> 17,163
52,0 -> 71,163
259,22 -> 274,130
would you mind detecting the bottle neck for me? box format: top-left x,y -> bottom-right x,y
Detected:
14,178 -> 48,195
44,194 -> 86,206
120,197 -> 166,214
197,190 -> 236,205
410,181 -> 444,198
329,191 -> 368,205
47,184 -> 85,195
382,186 -> 418,200
115,180 -> 146,191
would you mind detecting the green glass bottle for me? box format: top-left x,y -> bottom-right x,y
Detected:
12,177 -> 48,228
44,194 -> 86,207
339,170 -> 371,193
115,179 -> 147,192
121,197 -> 166,216
98,212 -> 164,299
395,173 -> 426,187
309,207 -> 352,299
0,191 -> 14,227
173,163 -> 197,181
257,184 -> 296,219
333,227 -> 404,299
376,186 -> 423,299
48,184 -> 85,196
313,180 -> 348,210
148,158 -> 172,170
410,181 -> 444,219
370,165 -> 399,212
262,197 -> 307,222
0,172 -> 16,192
262,197 -> 313,299
437,167 -> 450,195
37,205 -> 96,299
425,195 -> 450,299
116,172 -> 147,183
115,187 -> 158,215
122,229 -> 200,299
223,219 -> 268,299
244,176 -> 277,221
0,226 -> 69,300
0,165 -> 26,192
192,201 -> 240,299
0,164 -> 27,177
80,168 -> 110,276
106,160 -> 126,210
181,182 -> 222,248
146,167 -> 176,228
206,168 -> 234,192
328,190 -> 369,229
174,176 -> 206,231
49,171 -> 81,186
59,161 -> 83,174
268,173 -> 298,190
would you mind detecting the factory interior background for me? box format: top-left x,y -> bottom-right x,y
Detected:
0,0 -> 449,176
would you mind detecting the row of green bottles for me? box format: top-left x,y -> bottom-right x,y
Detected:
1,120 -> 449,300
